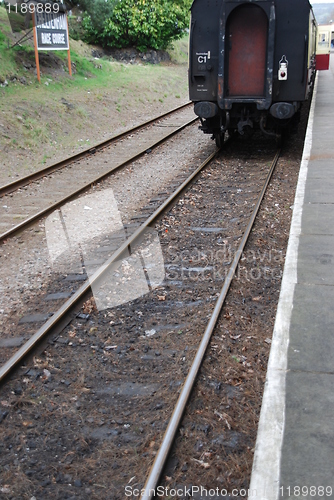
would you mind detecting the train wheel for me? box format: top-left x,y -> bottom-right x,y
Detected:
214,131 -> 224,148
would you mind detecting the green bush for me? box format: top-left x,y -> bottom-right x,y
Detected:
82,0 -> 191,52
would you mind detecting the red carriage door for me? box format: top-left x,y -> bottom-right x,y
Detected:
226,4 -> 268,97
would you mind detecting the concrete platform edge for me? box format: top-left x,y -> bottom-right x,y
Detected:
248,73 -> 319,500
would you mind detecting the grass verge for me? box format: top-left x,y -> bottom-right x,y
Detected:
0,7 -> 190,183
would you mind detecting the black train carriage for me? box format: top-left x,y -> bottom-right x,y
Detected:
189,0 -> 317,146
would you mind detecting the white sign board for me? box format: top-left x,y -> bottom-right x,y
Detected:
34,10 -> 69,51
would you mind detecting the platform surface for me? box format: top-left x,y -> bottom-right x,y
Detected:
249,55 -> 334,500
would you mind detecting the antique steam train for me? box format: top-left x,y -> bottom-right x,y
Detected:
188,0 -> 317,146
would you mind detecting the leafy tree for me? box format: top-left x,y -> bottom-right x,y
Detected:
78,0 -> 115,43
82,0 -> 192,51
79,0 -> 115,28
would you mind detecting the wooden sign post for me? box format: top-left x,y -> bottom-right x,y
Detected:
32,7 -> 41,83
31,2 -> 72,83
67,15 -> 72,77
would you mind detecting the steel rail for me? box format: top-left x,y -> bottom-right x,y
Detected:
0,102 -> 192,198
141,149 -> 281,500
0,149 -> 218,384
0,116 -> 198,244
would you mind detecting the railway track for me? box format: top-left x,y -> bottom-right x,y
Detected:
0,130 -> 295,499
142,150 -> 280,499
0,103 -> 192,198
0,148 -> 218,382
0,103 -> 196,243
